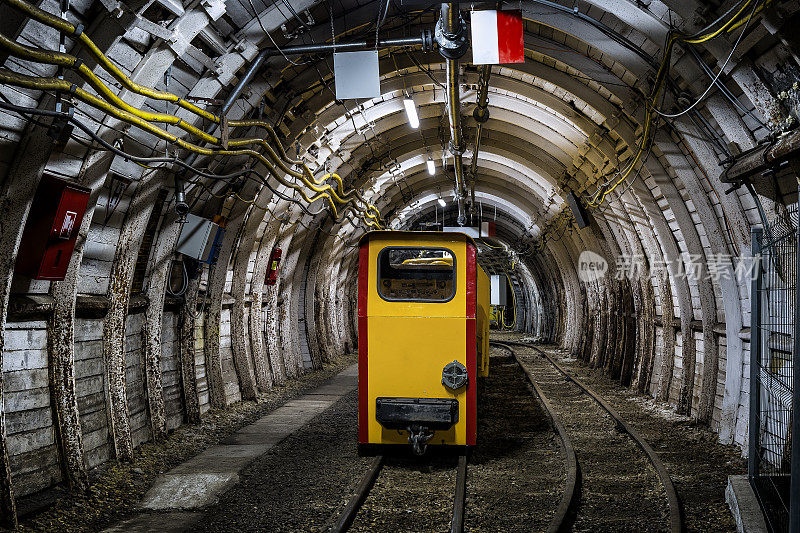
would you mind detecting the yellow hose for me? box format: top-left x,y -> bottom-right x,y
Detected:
0,68 -> 382,225
585,0 -> 764,209
683,0 -> 756,44
2,0 -> 383,226
501,273 -> 516,330
2,0 -> 357,193
0,33 -> 380,213
5,0 -> 767,230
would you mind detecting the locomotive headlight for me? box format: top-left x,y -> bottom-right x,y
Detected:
442,360 -> 468,390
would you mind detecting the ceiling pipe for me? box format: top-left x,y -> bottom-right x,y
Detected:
436,2 -> 469,226
722,128 -> 800,184
470,64 -> 492,221
222,32 -> 433,117
184,32 -> 433,169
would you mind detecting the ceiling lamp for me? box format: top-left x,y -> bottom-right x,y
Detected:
403,97 -> 420,129
438,198 -> 447,207
427,159 -> 436,175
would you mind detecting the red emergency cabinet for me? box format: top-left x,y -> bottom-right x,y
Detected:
15,174 -> 91,280
265,247 -> 282,286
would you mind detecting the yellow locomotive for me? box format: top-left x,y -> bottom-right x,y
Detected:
357,231 -> 490,454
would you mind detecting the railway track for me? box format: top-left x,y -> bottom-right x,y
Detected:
321,453 -> 468,533
493,340 -> 683,533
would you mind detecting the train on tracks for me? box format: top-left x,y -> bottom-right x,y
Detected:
357,231 -> 490,454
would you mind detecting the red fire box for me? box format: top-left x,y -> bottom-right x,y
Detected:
265,247 -> 282,286
15,173 -> 91,280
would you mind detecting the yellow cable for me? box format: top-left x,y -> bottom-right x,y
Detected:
583,0 -> 766,211
479,239 -> 503,250
725,0 -> 772,32
500,273 -> 517,330
0,33 -> 376,211
683,0 -> 755,44
6,0 -> 768,230
2,0 -> 384,227
0,68 -> 382,227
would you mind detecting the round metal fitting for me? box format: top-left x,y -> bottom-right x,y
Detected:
442,360 -> 468,390
449,140 -> 465,155
473,105 -> 490,123
435,16 -> 469,60
420,29 -> 434,52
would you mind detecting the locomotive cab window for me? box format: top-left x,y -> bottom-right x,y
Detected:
377,247 -> 456,302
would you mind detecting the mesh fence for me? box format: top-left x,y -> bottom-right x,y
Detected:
752,202 -> 798,533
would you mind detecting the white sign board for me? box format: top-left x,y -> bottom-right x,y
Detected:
490,275 -> 507,306
334,51 -> 381,100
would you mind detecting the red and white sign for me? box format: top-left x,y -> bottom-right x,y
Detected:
59,211 -> 77,240
470,10 -> 524,65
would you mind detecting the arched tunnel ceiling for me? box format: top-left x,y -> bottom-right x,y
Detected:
1,0 -> 792,270
193,0 -> 792,250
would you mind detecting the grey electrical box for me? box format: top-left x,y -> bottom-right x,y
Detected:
566,190 -> 590,229
490,275 -> 507,306
176,213 -> 219,262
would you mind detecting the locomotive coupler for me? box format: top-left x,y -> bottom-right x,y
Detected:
407,425 -> 434,455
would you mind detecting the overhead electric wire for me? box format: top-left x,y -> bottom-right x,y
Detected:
6,0 -> 767,240
404,50 -> 445,89
687,45 -> 767,128
0,0 -> 383,228
501,272 -> 517,330
262,0 -> 393,191
651,0 -> 759,120
684,0 -> 750,40
521,0 -> 765,244
375,0 -> 391,46
0,65 -> 375,215
0,99 -> 369,227
579,0 -> 764,213
245,0 -> 305,67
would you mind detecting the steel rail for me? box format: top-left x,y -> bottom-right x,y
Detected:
450,454 -> 468,533
323,452 -> 467,533
499,340 -> 684,533
323,455 -> 384,533
491,341 -> 579,533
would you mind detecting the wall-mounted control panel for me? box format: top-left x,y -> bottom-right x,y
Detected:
176,213 -> 225,264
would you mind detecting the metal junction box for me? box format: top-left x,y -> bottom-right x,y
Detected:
490,274 -> 507,306
15,174 -> 91,280
176,213 -> 223,263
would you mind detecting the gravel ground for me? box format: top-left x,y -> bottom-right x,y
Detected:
348,347 -> 564,532
507,341 -> 668,532
348,454 -> 459,533
496,333 -> 744,532
16,352 -> 357,533
191,344 -> 566,533
26,333 -> 742,532
466,348 -> 562,532
540,345 -> 744,532
193,390 -> 371,533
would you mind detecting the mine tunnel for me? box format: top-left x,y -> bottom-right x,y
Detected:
1,0 -> 800,531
